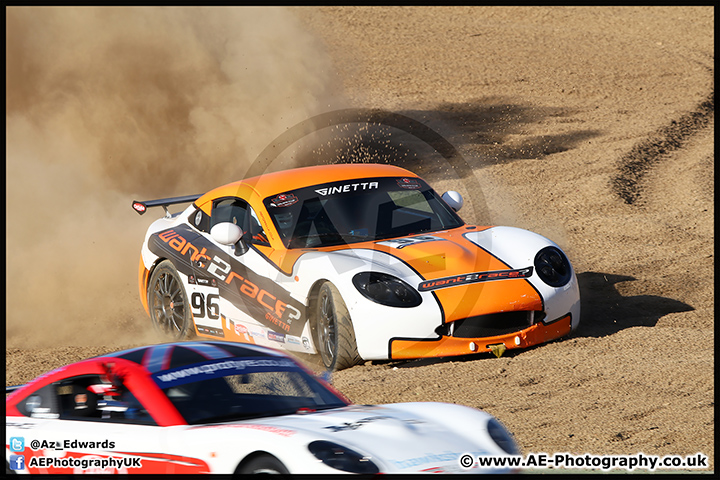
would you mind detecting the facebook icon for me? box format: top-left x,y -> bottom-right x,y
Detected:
9,455 -> 25,471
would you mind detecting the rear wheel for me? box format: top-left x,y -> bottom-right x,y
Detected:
315,282 -> 361,371
237,454 -> 289,475
148,260 -> 194,340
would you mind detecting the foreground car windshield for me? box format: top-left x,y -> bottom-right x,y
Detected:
153,358 -> 348,425
263,176 -> 465,248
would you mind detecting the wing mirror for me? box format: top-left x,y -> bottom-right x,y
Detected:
441,191 -> 464,212
211,222 -> 248,255
211,222 -> 244,245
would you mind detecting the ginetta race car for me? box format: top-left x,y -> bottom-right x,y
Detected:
6,341 -> 519,474
133,164 -> 580,370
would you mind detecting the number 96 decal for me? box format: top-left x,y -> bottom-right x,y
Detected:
191,293 -> 220,320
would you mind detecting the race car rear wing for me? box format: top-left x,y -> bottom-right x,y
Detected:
132,194 -> 201,217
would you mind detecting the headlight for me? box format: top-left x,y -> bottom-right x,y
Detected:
534,246 -> 572,287
487,418 -> 520,455
352,272 -> 422,307
308,440 -> 380,474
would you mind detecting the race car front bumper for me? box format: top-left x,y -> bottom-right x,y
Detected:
389,314 -> 572,359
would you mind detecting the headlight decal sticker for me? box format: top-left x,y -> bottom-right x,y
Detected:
418,267 -> 533,292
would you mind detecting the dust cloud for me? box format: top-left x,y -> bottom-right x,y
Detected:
6,7 -> 345,348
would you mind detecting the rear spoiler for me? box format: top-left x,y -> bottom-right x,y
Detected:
131,194 -> 201,217
6,385 -> 23,395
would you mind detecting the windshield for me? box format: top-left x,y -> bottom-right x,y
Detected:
263,176 -> 465,248
153,357 -> 348,425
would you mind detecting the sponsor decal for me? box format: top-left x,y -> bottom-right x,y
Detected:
6,422 -> 38,430
153,358 -> 298,387
418,267 -> 533,292
377,235 -> 443,249
196,326 -> 225,338
286,335 -> 301,345
397,177 -> 421,189
249,329 -> 265,339
149,226 -> 305,336
203,253 -> 302,334
191,276 -> 217,287
302,337 -> 311,350
390,451 -> 464,470
315,181 -> 379,196
191,424 -> 296,437
323,415 -> 394,432
233,322 -> 253,342
155,229 -> 211,265
267,331 -> 286,343
269,193 -> 298,208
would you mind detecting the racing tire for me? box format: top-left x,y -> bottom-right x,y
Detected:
147,260 -> 195,340
315,281 -> 362,371
237,454 -> 289,475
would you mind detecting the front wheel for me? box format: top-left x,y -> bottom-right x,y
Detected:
237,454 -> 289,475
315,282 -> 361,371
147,260 -> 194,340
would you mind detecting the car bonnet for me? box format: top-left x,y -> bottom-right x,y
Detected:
332,228 -> 543,322
190,403 -> 494,473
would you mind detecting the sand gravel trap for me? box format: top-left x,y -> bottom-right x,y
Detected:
6,6 -> 713,472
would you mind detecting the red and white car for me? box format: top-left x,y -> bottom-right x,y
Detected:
6,341 -> 519,474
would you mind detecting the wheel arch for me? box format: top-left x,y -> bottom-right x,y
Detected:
139,256 -> 170,315
305,278 -> 331,346
233,451 -> 288,475
145,258 -> 196,340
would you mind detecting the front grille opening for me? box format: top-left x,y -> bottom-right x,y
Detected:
435,311 -> 545,338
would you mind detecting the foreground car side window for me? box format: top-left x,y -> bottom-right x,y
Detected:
16,384 -> 59,419
156,358 -> 348,425
56,375 -> 156,425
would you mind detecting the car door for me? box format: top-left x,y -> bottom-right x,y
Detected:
194,197 -> 306,346
9,373 -> 173,474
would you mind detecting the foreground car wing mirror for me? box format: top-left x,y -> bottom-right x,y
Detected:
442,191 -> 464,212
211,222 -> 248,255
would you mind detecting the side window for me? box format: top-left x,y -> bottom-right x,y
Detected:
189,208 -> 211,233
388,190 -> 433,213
247,208 -> 270,247
211,198 -> 248,228
17,384 -> 59,419
56,375 -> 156,425
209,198 -> 270,247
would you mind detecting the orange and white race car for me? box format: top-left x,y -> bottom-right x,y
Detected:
133,164 -> 580,370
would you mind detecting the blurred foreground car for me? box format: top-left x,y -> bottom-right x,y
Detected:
6,341 -> 519,474
133,163 -> 580,370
